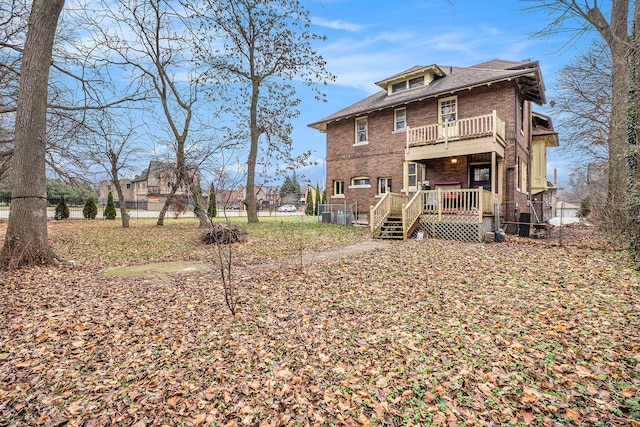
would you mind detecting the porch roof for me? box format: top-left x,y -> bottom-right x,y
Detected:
309,59 -> 546,131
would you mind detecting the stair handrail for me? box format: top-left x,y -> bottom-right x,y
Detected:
402,190 -> 423,240
370,192 -> 390,236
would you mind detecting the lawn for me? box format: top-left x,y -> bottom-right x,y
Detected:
0,219 -> 639,426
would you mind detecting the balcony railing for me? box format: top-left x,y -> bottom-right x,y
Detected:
406,111 -> 506,149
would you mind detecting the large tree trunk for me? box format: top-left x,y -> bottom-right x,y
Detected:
627,1 -> 640,268
0,0 -> 65,269
245,80 -> 260,224
595,0 -> 631,212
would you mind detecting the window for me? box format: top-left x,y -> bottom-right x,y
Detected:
394,108 -> 406,132
351,176 -> 371,187
107,184 -> 111,191
439,96 -> 457,123
378,177 -> 392,195
391,81 -> 407,93
355,117 -> 368,144
409,76 -> 424,88
521,159 -> 528,192
333,180 -> 345,197
126,183 -> 131,189
438,96 -> 458,138
391,76 -> 425,94
408,163 -> 417,188
471,165 -> 491,191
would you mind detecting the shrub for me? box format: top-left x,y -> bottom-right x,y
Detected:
83,198 -> 97,219
104,191 -> 117,220
54,197 -> 70,220
171,201 -> 186,219
580,196 -> 592,217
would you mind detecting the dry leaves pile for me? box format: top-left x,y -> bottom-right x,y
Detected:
0,220 -> 639,426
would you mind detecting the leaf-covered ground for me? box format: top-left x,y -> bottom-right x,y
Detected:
1,219 -> 639,426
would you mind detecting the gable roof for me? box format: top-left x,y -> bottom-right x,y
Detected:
308,59 -> 546,131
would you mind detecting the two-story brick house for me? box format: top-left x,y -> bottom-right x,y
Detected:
309,59 -> 558,241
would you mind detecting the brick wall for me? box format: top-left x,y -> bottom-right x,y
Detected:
326,108 -> 406,212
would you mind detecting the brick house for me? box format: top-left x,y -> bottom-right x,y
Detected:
309,59 -> 558,240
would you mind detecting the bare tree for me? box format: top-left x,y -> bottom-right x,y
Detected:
82,112 -> 143,228
555,40 -> 611,163
0,0 -> 65,268
523,0 -> 634,206
75,0 -> 219,228
196,0 -> 334,224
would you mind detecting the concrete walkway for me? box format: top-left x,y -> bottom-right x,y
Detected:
101,239 -> 391,283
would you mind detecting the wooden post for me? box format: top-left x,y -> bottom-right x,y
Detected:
492,110 -> 497,141
370,204 -> 375,237
437,188 -> 442,221
402,203 -> 407,240
478,186 -> 483,223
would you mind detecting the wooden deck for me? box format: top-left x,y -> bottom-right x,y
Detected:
371,189 -> 498,241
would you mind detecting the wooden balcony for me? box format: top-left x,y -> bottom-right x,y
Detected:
405,111 -> 506,161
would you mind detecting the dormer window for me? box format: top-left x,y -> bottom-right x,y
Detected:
409,76 -> 424,88
374,65 -> 444,96
390,76 -> 426,94
392,81 -> 407,93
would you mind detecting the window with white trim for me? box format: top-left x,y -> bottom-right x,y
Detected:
333,180 -> 344,197
355,117 -> 368,145
439,96 -> 457,123
350,176 -> 371,188
394,108 -> 406,132
378,177 -> 392,195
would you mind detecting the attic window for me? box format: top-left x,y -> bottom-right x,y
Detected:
392,81 -> 407,93
409,76 -> 424,88
391,76 -> 426,94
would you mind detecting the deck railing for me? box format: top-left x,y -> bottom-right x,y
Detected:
421,188 -> 493,221
406,110 -> 506,148
372,189 -> 497,239
370,192 -> 406,236
402,190 -> 423,240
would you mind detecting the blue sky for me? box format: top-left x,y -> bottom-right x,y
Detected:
288,0 -> 597,187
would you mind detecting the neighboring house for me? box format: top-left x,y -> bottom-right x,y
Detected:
309,59 -> 559,241
235,184 -> 281,209
98,161 -> 200,210
299,184 -> 317,207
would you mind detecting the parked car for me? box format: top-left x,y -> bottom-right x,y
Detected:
229,202 -> 240,210
278,204 -> 297,212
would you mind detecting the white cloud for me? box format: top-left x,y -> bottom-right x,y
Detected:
311,17 -> 366,32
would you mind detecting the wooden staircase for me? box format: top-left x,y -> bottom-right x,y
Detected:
376,215 -> 404,239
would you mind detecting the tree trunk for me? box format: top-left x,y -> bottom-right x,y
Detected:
109,154 -> 130,228
183,172 -> 209,227
245,80 -> 260,224
156,184 -> 178,226
0,0 -> 65,269
628,1 -> 640,268
597,0 -> 631,213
